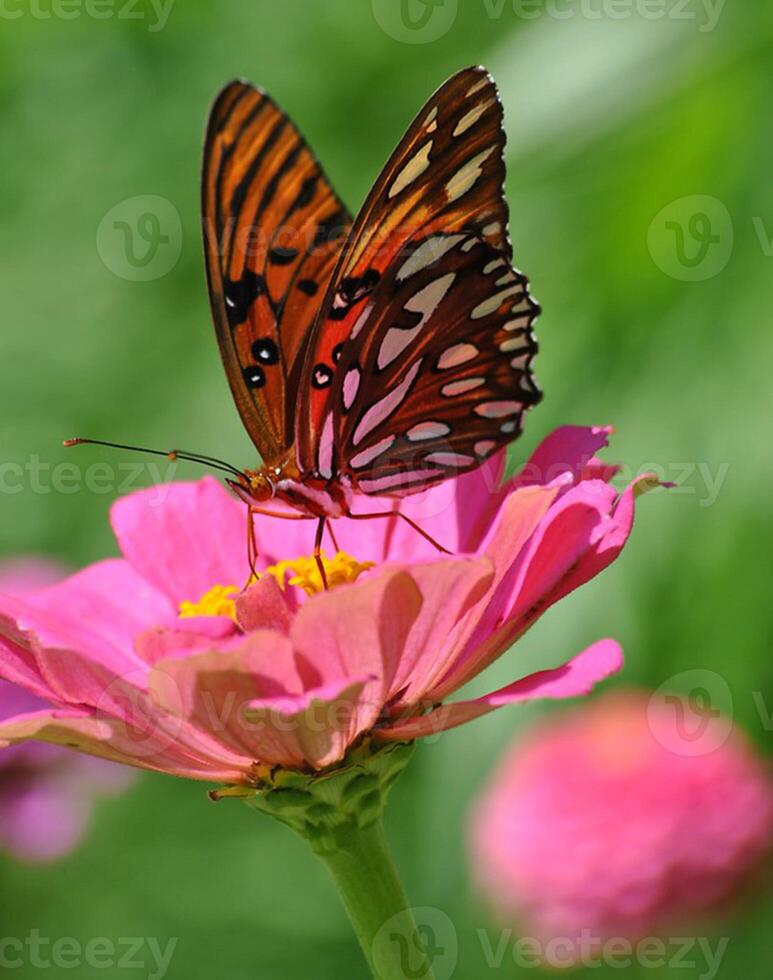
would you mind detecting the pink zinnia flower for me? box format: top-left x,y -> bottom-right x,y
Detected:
0,427 -> 648,786
0,560 -> 134,863
469,690 -> 773,963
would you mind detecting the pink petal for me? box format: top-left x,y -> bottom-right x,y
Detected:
134,623 -> 243,665
235,575 -> 294,634
290,569 -> 423,733
150,633 -> 307,763
110,477 -> 248,607
423,483 -> 562,699
0,559 -> 173,684
0,707 -> 253,783
387,557 -> 495,706
433,479 -> 623,699
510,425 -> 615,492
379,640 -> 623,740
244,677 -> 371,769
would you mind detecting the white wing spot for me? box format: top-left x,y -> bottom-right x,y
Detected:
397,235 -> 465,282
405,272 -> 456,319
474,440 -> 497,457
475,401 -> 522,419
504,316 -> 531,332
483,221 -> 503,238
406,421 -> 451,442
441,377 -> 486,397
471,286 -> 523,320
389,141 -> 433,199
424,107 -> 438,133
461,238 -> 479,253
342,367 -> 361,410
466,77 -> 490,98
501,420 -> 518,434
436,343 -> 478,370
352,359 -> 422,446
425,451 -> 475,468
317,412 -> 335,479
446,147 -> 496,203
499,336 -> 530,353
483,258 -> 507,274
495,272 -> 518,287
350,304 -> 372,341
510,354 -> 531,370
349,435 -> 396,470
453,98 -> 494,137
358,469 -> 443,494
378,325 -> 423,371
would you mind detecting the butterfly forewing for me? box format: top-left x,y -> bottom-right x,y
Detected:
295,66 -> 515,468
202,80 -> 351,462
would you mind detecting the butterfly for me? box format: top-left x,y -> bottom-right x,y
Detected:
201,65 -> 542,574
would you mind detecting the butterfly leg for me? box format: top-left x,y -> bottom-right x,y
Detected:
243,506 -> 314,590
325,519 -> 341,554
314,517 -> 329,591
348,511 -> 451,555
246,506 -> 259,584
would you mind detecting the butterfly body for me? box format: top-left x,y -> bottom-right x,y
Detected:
202,66 -> 542,540
230,453 -> 353,519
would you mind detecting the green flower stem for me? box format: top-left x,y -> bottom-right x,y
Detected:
317,816 -> 436,980
241,740 -> 436,978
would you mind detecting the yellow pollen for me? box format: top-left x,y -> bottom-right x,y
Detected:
178,583 -> 240,621
177,551 -> 374,618
267,550 -> 374,596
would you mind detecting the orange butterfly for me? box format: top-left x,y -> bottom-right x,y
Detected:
200,66 -> 541,573
68,67 -> 541,583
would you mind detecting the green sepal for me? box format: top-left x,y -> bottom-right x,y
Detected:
244,739 -> 414,855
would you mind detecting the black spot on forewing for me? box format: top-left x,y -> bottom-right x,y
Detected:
224,270 -> 266,329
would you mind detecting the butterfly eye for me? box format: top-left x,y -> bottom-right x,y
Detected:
242,365 -> 266,389
311,363 -> 333,389
251,339 -> 280,365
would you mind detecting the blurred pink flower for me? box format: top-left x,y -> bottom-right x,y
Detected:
469,691 -> 773,962
0,560 -> 135,863
0,427 -> 649,785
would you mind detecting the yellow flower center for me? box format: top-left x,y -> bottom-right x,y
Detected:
270,550 -> 374,597
178,550 -> 374,621
179,583 -> 241,620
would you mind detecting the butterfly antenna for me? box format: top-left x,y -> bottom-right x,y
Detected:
63,438 -> 245,479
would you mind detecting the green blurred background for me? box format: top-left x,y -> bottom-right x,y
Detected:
1,0 -> 771,976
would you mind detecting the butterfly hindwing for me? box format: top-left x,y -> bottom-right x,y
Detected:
202,80 -> 352,462
320,232 -> 541,494
295,66 -> 515,468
